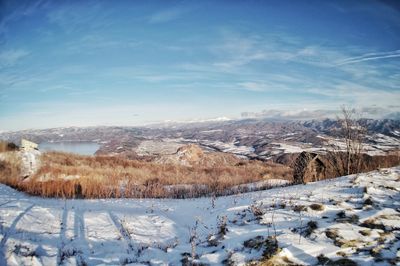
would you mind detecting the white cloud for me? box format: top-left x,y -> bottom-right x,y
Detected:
241,105 -> 400,120
242,108 -> 339,120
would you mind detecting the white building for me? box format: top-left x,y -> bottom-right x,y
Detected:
21,139 -> 38,151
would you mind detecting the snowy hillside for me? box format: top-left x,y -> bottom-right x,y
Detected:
0,167 -> 399,265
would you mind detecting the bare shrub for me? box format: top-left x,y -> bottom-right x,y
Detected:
244,236 -> 281,264
335,211 -> 359,224
250,204 -> 265,220
217,215 -> 228,237
325,106 -> 366,177
291,220 -> 318,238
261,236 -> 280,260
360,218 -> 386,230
317,255 -> 357,266
292,205 -> 307,212
243,236 -> 265,250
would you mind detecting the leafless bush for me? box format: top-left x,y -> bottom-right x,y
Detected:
292,220 -> 318,238
325,106 -> 366,177
250,203 -> 265,220
217,215 -> 228,237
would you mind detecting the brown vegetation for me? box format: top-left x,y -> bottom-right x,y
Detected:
0,141 -> 19,153
292,150 -> 400,184
293,152 -> 326,184
155,144 -> 243,167
0,152 -> 22,188
0,151 -> 292,199
292,107 -> 399,184
309,203 -> 325,211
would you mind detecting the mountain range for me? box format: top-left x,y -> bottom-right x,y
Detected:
0,118 -> 399,160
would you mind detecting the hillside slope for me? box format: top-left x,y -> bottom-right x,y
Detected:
0,167 -> 399,265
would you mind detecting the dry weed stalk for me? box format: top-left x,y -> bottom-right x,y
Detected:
1,151 -> 292,199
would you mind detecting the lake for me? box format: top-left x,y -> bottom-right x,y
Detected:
39,141 -> 100,155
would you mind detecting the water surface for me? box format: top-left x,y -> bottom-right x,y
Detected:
39,141 -> 100,155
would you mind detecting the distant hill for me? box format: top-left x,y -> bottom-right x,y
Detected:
302,118 -> 400,138
0,118 -> 398,160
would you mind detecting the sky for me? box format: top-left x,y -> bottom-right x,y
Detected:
0,0 -> 399,131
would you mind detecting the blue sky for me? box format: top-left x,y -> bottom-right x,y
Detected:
0,0 -> 399,130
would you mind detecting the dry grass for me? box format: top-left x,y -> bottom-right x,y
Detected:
0,141 -> 18,153
317,254 -> 357,266
359,229 -> 371,236
255,256 -> 296,266
0,142 -> 7,153
292,205 -> 307,212
309,203 -> 325,211
0,151 -> 292,199
245,236 -> 296,266
0,152 -> 22,188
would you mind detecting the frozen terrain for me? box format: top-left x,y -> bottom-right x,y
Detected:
0,167 -> 399,265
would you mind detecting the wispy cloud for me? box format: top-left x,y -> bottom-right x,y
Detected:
0,0 -> 48,41
336,50 -> 400,65
1,1 -> 399,130
62,34 -> 141,54
46,1 -> 112,33
148,6 -> 191,24
206,32 -> 336,71
239,82 -> 268,92
237,79 -> 294,92
0,49 -> 30,67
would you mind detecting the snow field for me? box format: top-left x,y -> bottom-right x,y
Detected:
0,167 -> 399,265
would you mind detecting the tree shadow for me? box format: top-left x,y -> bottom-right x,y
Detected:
57,201 -> 68,265
0,203 -> 35,264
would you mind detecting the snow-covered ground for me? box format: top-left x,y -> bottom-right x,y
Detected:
148,138 -> 257,157
0,167 -> 399,265
271,133 -> 400,157
198,140 -> 255,156
325,134 -> 400,156
270,142 -> 323,155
